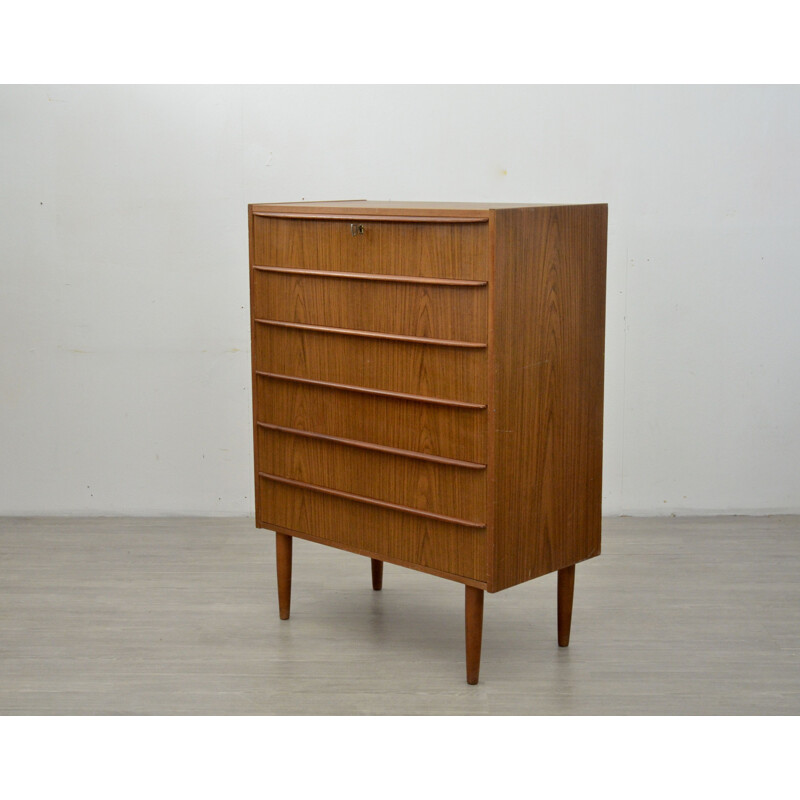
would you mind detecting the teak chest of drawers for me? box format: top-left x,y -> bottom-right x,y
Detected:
248,200 -> 607,684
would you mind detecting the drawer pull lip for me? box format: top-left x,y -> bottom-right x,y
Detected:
254,371 -> 487,409
257,422 -> 487,470
255,318 -> 487,349
253,212 -> 489,223
259,472 -> 486,529
253,265 -> 487,287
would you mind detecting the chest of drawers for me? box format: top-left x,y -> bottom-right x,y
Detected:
248,200 -> 607,684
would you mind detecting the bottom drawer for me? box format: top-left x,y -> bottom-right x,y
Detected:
257,426 -> 486,526
259,476 -> 486,583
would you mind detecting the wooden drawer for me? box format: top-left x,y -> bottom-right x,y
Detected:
252,269 -> 488,344
257,426 -> 486,526
253,324 -> 488,406
249,200 -> 609,681
252,215 -> 489,281
259,477 -> 486,582
254,375 -> 487,465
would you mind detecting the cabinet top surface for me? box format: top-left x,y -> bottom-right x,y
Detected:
249,200 -> 591,218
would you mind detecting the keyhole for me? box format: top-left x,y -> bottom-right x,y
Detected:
350,224 -> 365,237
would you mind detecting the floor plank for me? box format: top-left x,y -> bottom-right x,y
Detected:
0,515 -> 798,714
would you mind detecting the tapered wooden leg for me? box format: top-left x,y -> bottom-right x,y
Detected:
276,533 -> 292,620
558,564 -> 575,647
371,558 -> 383,591
465,586 -> 484,685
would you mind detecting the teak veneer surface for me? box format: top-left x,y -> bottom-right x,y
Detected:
259,479 -> 486,581
257,427 -> 486,525
254,324 -> 488,406
253,215 -> 489,280
254,375 -> 487,465
248,200 -> 608,683
489,204 -> 607,590
252,269 -> 488,343
252,200 -> 556,215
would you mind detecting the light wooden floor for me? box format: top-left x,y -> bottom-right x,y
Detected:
1,515 -> 798,715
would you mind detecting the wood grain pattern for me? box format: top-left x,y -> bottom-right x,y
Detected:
248,206 -> 263,531
253,266 -> 487,287
256,372 -> 486,410
255,319 -> 485,349
248,200 -> 607,677
255,212 -> 489,223
251,200 -> 548,215
260,474 -> 484,529
252,269 -> 488,343
253,216 -> 489,280
257,427 -> 486,525
269,523 -> 488,590
256,422 -> 485,469
254,324 -> 488,405
259,478 -> 487,581
485,211 -> 498,596
489,205 -> 607,591
254,374 -> 487,464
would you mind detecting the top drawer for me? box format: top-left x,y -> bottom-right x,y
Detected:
252,215 -> 489,281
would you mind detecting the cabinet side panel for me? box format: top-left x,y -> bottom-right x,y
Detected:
490,205 -> 607,591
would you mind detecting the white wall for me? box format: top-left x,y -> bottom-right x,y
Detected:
1,85 -> 798,516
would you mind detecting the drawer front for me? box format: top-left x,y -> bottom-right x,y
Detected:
254,324 -> 487,406
253,216 -> 489,280
258,426 -> 486,526
259,477 -> 486,582
252,270 -> 488,344
255,375 -> 487,465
